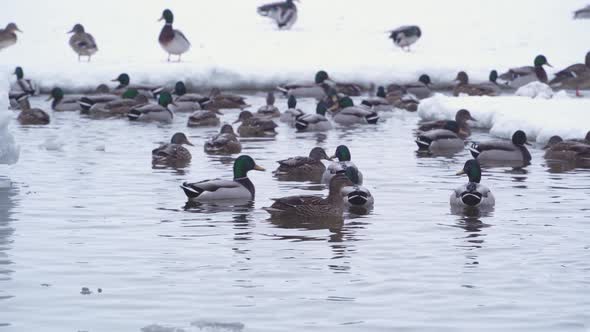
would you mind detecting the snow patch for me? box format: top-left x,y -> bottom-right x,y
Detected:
0,78 -> 20,165
515,82 -> 554,99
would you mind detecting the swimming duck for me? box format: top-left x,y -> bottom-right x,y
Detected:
68,24 -> 98,61
469,130 -> 532,166
332,97 -> 379,125
127,92 -> 174,123
171,81 -> 210,112
499,55 -> 552,89
276,70 -> 335,100
361,86 -> 393,112
234,111 -> 278,137
549,51 -> 590,96
574,5 -> 590,19
387,92 -> 420,112
341,166 -> 374,211
416,121 -> 464,153
478,70 -> 510,95
152,132 -> 193,165
47,88 -> 81,112
0,23 -> 21,51
204,124 -> 242,154
386,74 -> 432,100
187,110 -> 221,127
257,0 -> 298,29
264,173 -> 354,219
295,101 -> 332,132
418,109 -> 475,139
543,135 -> 590,162
159,9 -> 190,61
279,95 -> 304,125
111,73 -> 164,99
388,25 -> 421,51
81,89 -> 149,118
450,159 -> 495,209
274,147 -> 331,178
322,145 -> 363,184
14,94 -> 50,125
204,88 -> 249,110
257,92 -> 280,117
453,71 -> 498,96
180,155 -> 265,201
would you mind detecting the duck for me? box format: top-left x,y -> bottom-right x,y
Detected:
47,87 -> 81,112
543,135 -> 590,162
360,86 -> 393,112
127,92 -> 174,123
187,110 -> 221,127
204,124 -> 242,154
453,71 -> 498,96
263,173 -> 354,219
340,166 -> 374,211
574,5 -> 590,19
332,97 -> 379,125
388,25 -> 421,51
171,81 -> 210,112
152,132 -> 193,165
274,147 -> 331,179
478,70 -> 509,95
78,88 -> 121,112
499,54 -> 552,89
386,74 -> 432,100
257,0 -> 298,30
469,130 -> 532,166
276,70 -> 335,100
257,91 -> 280,117
111,73 -> 164,99
180,155 -> 265,201
418,109 -> 475,139
204,88 -> 249,110
548,51 -> 590,96
158,9 -> 190,61
234,111 -> 278,137
10,66 -> 37,96
415,121 -> 464,153
68,24 -> 98,62
14,94 -> 50,125
322,145 -> 363,184
0,23 -> 21,51
450,159 -> 495,209
387,92 -> 420,112
81,89 -> 150,119
279,95 -> 304,125
295,101 -> 332,132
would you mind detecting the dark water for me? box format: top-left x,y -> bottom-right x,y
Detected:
0,94 -> 589,331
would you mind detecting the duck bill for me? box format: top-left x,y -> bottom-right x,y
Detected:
546,63 -> 553,68
158,16 -> 164,22
456,170 -> 465,175
330,154 -> 337,159
232,119 -> 241,124
16,28 -> 22,33
186,141 -> 194,146
524,141 -> 532,146
67,29 -> 74,33
254,165 -> 266,171
110,78 -> 119,82
45,95 -> 53,101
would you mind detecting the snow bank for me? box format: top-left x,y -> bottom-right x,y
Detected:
0,0 -> 588,92
0,79 -> 19,165
417,94 -> 590,144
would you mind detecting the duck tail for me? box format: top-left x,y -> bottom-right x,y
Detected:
347,190 -> 369,206
365,112 -> 379,124
415,136 -> 431,150
150,87 -> 164,99
180,183 -> 203,198
127,109 -> 141,121
468,142 -> 480,158
78,97 -> 95,111
275,86 -> 288,95
295,117 -> 308,131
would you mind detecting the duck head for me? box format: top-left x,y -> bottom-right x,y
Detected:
343,166 -> 361,185
512,130 -> 530,146
376,86 -> 386,98
47,87 -> 64,102
332,145 -> 351,161
170,132 -> 193,146
159,9 -> 174,24
455,109 -> 476,124
585,131 -> 590,142
316,101 -> 328,116
543,135 -> 563,149
13,66 -> 24,79
233,155 -> 265,179
266,91 -> 275,106
158,92 -> 175,107
309,147 -> 331,161
174,81 -> 187,96
338,96 -> 354,108
219,124 -> 236,135
112,73 -> 130,88
328,173 -> 355,195
287,95 -> 297,108
121,88 -> 139,99
68,24 -> 85,34
534,55 -> 552,68
454,71 -> 469,85
233,111 -> 253,123
456,159 -> 482,183
489,70 -> 498,83
5,23 -> 22,33
418,74 -> 431,86
314,70 -> 330,84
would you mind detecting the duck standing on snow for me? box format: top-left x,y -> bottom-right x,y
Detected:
549,51 -> 590,96
418,109 -> 475,139
127,92 -> 174,123
204,124 -> 242,155
388,25 -> 421,51
257,0 -> 298,30
14,94 -> 50,125
158,9 -> 191,62
574,5 -> 590,19
274,147 -> 331,180
295,101 -> 332,132
499,54 -> 552,89
68,24 -> 98,61
451,159 -> 495,209
469,130 -> 531,167
322,145 -> 363,184
180,155 -> 265,201
453,71 -> 498,96
0,23 -> 22,51
152,132 -> 193,166
257,92 -> 280,117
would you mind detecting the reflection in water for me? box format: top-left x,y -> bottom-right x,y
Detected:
0,178 -> 17,327
545,159 -> 590,174
448,206 -> 493,272
183,200 -> 254,214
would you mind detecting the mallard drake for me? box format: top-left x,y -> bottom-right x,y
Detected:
78,89 -> 120,112
499,55 -> 552,89
388,25 -> 421,51
80,89 -> 149,118
453,71 -> 498,96
234,111 -> 278,137
159,9 -> 190,61
418,109 -> 475,139
204,88 -> 249,110
171,81 -> 209,112
387,92 -> 420,112
478,70 -> 509,95
469,130 -> 532,166
549,51 -> 590,96
416,121 -> 464,153
47,88 -> 81,112
574,5 -> 590,19
322,145 -> 363,184
361,86 -> 393,112
152,132 -> 193,165
279,95 -> 304,125
341,166 -> 374,210
127,92 -> 174,122
14,94 -> 50,125
10,67 -> 37,96
257,92 -> 280,117
187,110 -> 221,127
257,0 -> 298,29
180,155 -> 265,201
204,124 -> 242,154
276,70 -> 334,100
295,101 -> 332,132
68,24 -> 98,62
543,135 -> 590,161
387,74 -> 432,100
0,23 -> 21,51
264,173 -> 353,219
451,159 -> 495,209
274,147 -> 331,179
111,73 -> 164,99
332,97 -> 379,125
